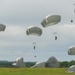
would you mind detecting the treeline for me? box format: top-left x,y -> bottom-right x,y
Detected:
0,60 -> 75,68
0,61 -> 36,68
0,61 -> 13,68
26,60 -> 75,68
59,60 -> 75,68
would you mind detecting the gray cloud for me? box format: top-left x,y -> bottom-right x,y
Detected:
0,0 -> 75,61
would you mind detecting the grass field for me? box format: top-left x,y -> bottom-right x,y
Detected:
0,68 -> 75,75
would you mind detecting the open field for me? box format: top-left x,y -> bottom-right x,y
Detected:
0,68 -> 75,75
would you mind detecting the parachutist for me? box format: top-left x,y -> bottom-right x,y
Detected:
71,20 -> 73,22
55,36 -> 57,40
34,46 -> 35,49
34,56 -> 36,57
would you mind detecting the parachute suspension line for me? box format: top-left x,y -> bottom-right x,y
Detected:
33,42 -> 36,58
70,0 -> 75,23
73,4 -> 75,13
71,3 -> 75,23
69,0 -> 75,13
70,3 -> 75,23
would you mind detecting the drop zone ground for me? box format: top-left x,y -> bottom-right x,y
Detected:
0,68 -> 75,75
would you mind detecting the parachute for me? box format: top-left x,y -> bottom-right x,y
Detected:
41,14 -> 61,27
68,46 -> 75,55
12,57 -> 26,68
45,56 -> 59,68
0,24 -> 6,31
31,62 -> 46,68
67,65 -> 75,73
31,56 -> 59,68
26,26 -> 42,36
26,26 -> 42,58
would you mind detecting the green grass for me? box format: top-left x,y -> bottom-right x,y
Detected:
0,68 -> 74,75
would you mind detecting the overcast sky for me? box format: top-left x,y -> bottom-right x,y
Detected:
0,0 -> 75,62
